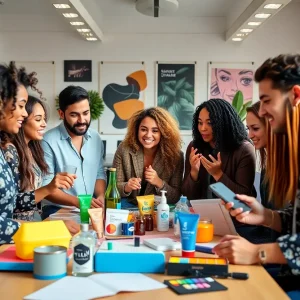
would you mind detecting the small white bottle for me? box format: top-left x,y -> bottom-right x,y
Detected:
72,224 -> 95,277
157,190 -> 170,232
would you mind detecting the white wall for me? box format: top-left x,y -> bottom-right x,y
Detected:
0,2 -> 300,155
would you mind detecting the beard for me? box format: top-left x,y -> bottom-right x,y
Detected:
64,118 -> 91,136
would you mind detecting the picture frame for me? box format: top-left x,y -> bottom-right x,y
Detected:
155,62 -> 196,134
64,60 -> 92,82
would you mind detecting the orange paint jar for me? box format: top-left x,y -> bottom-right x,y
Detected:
196,218 -> 214,243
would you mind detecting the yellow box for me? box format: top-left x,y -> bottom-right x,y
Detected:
13,221 -> 71,260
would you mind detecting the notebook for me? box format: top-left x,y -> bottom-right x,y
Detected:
24,273 -> 167,300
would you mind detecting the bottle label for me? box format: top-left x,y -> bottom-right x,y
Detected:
73,243 -> 93,273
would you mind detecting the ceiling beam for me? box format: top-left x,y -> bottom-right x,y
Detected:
225,0 -> 291,42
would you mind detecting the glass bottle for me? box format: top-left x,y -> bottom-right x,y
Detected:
196,218 -> 214,243
134,215 -> 145,235
105,168 -> 121,209
72,224 -> 95,277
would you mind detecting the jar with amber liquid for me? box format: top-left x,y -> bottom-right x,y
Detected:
134,215 -> 145,236
196,218 -> 214,243
144,214 -> 154,231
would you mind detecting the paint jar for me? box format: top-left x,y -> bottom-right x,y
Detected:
134,215 -> 145,236
121,222 -> 135,235
33,245 -> 67,280
196,218 -> 214,243
144,214 -> 154,231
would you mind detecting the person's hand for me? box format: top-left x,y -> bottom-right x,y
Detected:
222,194 -> 267,226
189,147 -> 201,181
212,235 -> 259,265
91,195 -> 104,208
124,177 -> 141,193
47,172 -> 77,193
63,220 -> 80,236
144,165 -> 163,188
200,152 -> 223,181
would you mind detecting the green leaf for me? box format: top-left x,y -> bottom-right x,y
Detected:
243,100 -> 252,109
164,80 -> 176,87
178,89 -> 194,105
183,82 -> 193,90
157,95 -> 169,108
89,90 -> 105,120
176,67 -> 189,75
175,77 -> 186,91
232,91 -> 243,113
239,107 -> 247,122
161,82 -> 176,97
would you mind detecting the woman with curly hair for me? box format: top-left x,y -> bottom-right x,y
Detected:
0,62 -> 76,243
182,98 -> 256,200
113,107 -> 184,204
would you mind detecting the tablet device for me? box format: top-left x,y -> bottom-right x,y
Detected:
190,199 -> 237,236
143,238 -> 182,251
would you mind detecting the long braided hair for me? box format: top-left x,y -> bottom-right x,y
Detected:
192,98 -> 248,153
255,54 -> 300,208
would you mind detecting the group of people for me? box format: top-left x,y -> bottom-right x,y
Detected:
0,54 -> 299,297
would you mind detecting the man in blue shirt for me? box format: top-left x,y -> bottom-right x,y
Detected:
41,86 -> 106,219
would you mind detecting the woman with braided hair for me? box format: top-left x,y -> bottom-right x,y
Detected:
213,54 -> 300,297
182,98 -> 256,200
0,62 -> 77,244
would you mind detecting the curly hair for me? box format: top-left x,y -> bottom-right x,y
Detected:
192,98 -> 248,153
246,101 -> 270,170
0,61 -> 40,121
123,107 -> 182,175
8,96 -> 49,191
255,54 -> 300,208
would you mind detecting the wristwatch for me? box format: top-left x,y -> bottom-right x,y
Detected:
258,249 -> 267,264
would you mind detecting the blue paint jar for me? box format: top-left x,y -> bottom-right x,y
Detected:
121,222 -> 134,235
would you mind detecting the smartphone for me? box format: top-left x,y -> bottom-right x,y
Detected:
209,182 -> 252,212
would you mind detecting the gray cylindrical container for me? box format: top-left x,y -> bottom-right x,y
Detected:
33,245 -> 67,280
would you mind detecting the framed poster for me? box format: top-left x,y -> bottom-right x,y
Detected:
207,62 -> 256,104
99,61 -> 147,134
64,60 -> 92,82
155,62 -> 195,132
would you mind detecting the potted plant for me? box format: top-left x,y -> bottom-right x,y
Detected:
232,90 -> 252,122
55,90 -> 105,120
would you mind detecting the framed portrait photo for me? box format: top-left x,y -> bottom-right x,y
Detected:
64,60 -> 92,82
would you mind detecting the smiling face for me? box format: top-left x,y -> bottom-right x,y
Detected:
23,103 -> 47,143
138,116 -> 161,150
246,111 -> 267,150
258,79 -> 290,133
0,85 -> 28,134
216,68 -> 253,103
59,99 -> 91,136
198,107 -> 214,146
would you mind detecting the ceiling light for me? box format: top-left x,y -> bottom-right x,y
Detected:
86,37 -> 97,41
232,38 -> 243,41
248,21 -> 261,26
255,13 -> 271,18
53,4 -> 70,9
83,33 -> 93,37
62,13 -> 78,18
240,28 -> 253,33
70,21 -> 85,26
236,33 -> 245,37
264,4 -> 282,9
77,29 -> 91,33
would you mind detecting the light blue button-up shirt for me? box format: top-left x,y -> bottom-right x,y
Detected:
41,122 -> 106,208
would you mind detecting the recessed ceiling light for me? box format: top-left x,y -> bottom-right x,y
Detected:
70,22 -> 85,26
236,33 -> 245,37
53,4 -> 70,9
255,13 -> 271,18
248,22 -> 261,26
77,29 -> 91,33
232,38 -> 243,41
86,37 -> 98,41
240,28 -> 253,33
264,4 -> 282,9
83,33 -> 94,37
62,13 -> 78,18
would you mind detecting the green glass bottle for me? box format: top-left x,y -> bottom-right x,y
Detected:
105,168 -> 121,209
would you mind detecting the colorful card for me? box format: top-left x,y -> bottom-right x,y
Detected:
164,277 -> 227,295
